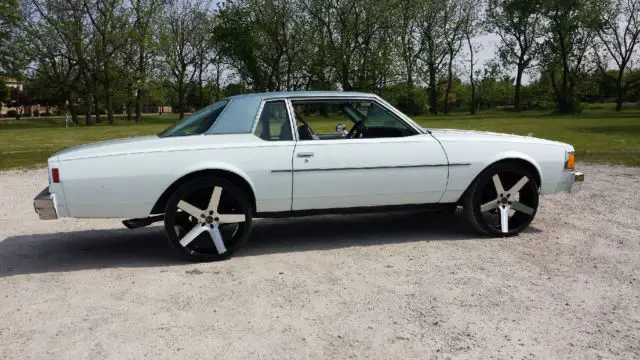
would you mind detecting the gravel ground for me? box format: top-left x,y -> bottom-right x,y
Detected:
1,163 -> 639,360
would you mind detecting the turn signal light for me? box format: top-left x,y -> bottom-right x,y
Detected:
565,152 -> 575,170
52,168 -> 60,183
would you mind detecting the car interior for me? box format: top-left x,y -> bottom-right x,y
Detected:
292,101 -> 416,141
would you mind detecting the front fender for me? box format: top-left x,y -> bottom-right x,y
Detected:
484,151 -> 544,184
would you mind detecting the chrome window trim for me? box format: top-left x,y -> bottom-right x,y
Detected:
285,95 -> 426,136
285,98 -> 299,141
250,98 -> 298,142
249,99 -> 267,135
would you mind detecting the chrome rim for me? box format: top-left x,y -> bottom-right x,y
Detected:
478,172 -> 537,233
169,185 -> 247,255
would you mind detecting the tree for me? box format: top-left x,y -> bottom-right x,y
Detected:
159,0 -> 208,119
462,0 -> 483,114
83,0 -> 132,124
417,0 -> 448,114
594,0 -> 640,110
0,0 -> 21,74
486,0 -> 545,110
0,79 -> 8,113
442,0 -> 468,114
395,0 -> 424,113
541,0 -> 603,113
20,0 -> 86,124
128,0 -> 164,121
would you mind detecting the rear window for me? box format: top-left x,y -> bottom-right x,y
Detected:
158,101 -> 228,137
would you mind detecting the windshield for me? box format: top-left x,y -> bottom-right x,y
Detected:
158,100 -> 229,137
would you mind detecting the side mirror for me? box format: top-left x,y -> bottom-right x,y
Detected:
336,123 -> 346,133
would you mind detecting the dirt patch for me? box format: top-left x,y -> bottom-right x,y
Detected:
1,163 -> 639,359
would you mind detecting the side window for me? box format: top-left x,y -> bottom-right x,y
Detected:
253,100 -> 293,141
290,99 -> 416,140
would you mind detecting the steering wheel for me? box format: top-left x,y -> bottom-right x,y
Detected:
347,120 -> 367,139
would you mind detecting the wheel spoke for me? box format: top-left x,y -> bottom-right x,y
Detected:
508,176 -> 529,194
207,186 -> 222,212
492,175 -> 505,194
218,214 -> 245,224
499,205 -> 509,233
177,200 -> 203,218
179,225 -> 206,247
208,225 -> 227,254
480,200 -> 498,212
511,201 -> 534,215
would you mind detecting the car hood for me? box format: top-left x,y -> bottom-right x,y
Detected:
52,135 -> 161,161
427,128 -> 570,148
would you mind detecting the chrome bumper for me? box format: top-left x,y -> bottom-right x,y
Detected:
34,187 -> 58,220
570,171 -> 584,193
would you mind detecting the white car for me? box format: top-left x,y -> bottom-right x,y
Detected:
34,91 -> 584,261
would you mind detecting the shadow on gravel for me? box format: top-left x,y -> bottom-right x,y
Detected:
0,210 -> 535,276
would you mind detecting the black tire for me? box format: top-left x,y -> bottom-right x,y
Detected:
164,177 -> 253,261
462,162 -> 539,237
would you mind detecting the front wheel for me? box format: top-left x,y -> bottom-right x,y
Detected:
164,177 -> 253,261
463,162 -> 539,236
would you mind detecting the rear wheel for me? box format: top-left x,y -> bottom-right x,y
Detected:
463,162 -> 539,236
164,177 -> 253,261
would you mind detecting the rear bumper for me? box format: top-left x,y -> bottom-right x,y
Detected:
34,187 -> 58,220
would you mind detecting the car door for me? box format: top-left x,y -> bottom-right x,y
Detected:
289,98 -> 448,211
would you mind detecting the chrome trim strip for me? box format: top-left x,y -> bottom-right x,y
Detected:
284,98 -> 299,141
271,163 -> 466,173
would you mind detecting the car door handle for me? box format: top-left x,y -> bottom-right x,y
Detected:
296,152 -> 314,158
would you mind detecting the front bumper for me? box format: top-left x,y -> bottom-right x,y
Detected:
565,171 -> 584,193
553,170 -> 584,194
571,171 -> 584,192
34,187 -> 58,220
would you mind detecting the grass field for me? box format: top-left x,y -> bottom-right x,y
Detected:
1,109 -> 638,170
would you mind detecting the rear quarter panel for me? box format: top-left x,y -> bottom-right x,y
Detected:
58,134 -> 294,218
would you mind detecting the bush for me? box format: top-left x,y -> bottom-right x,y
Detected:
33,110 -> 40,117
6,110 -> 19,118
529,100 -> 556,111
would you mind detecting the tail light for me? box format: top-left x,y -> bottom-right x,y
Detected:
565,151 -> 575,170
51,168 -> 60,183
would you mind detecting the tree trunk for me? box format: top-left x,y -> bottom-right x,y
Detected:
615,72 -> 624,111
178,81 -> 185,120
135,89 -> 143,122
515,65 -> 524,111
214,58 -> 221,101
68,99 -> 79,125
106,90 -> 114,124
84,95 -> 93,125
428,64 -> 438,115
198,74 -> 204,109
467,34 -> 475,115
444,61 -> 453,115
93,93 -> 101,123
444,51 -> 455,115
127,99 -> 133,121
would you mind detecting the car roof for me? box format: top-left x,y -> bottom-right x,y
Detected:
227,90 -> 378,101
